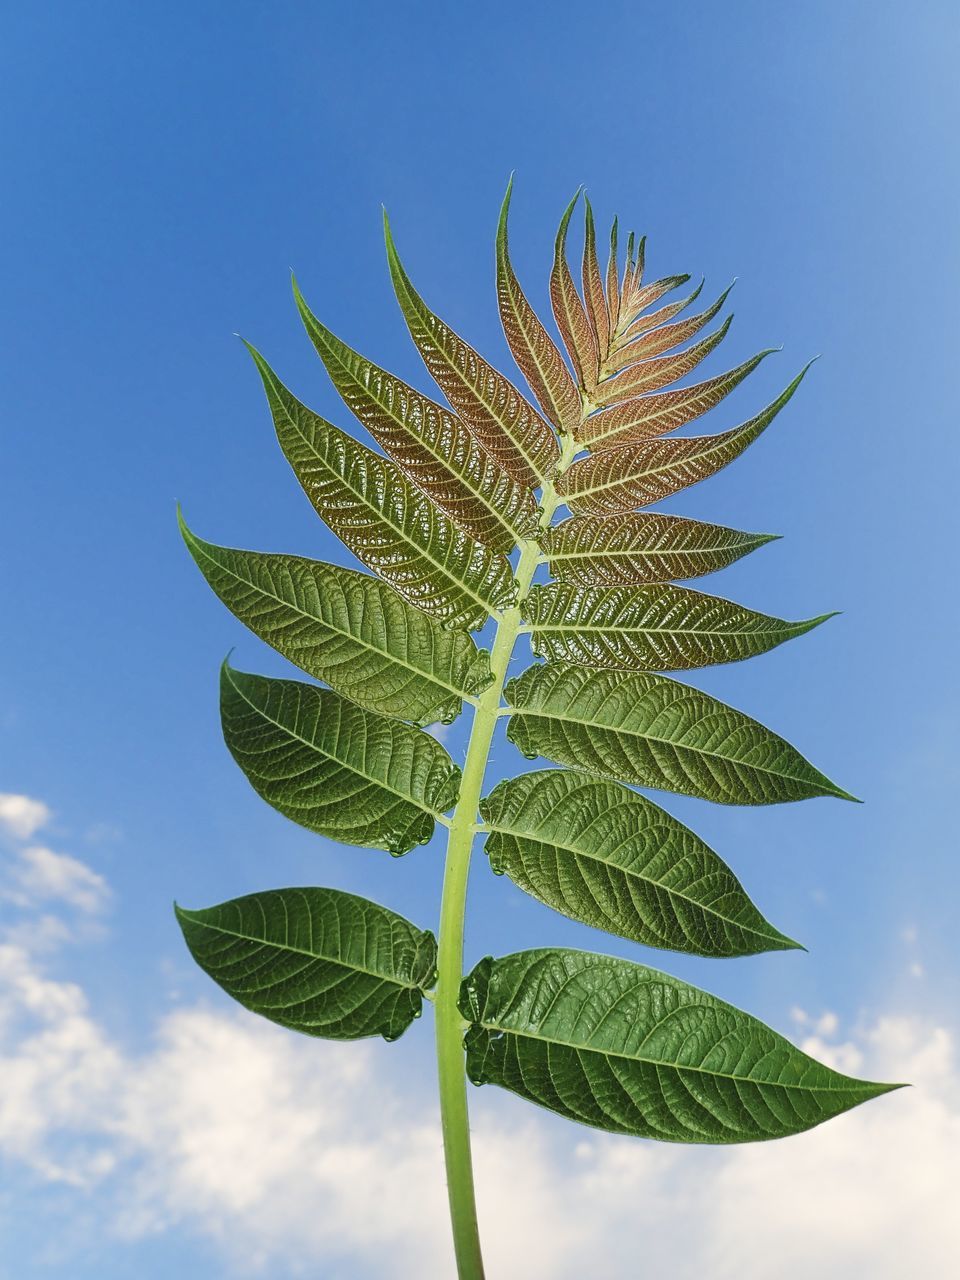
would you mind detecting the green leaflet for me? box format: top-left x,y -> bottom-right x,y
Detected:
497,178 -> 581,435
550,190 -> 599,392
541,511 -> 778,587
247,343 -> 514,631
505,663 -> 854,803
481,770 -> 797,956
461,949 -> 899,1142
294,282 -> 538,554
180,516 -> 491,725
557,369 -> 810,516
176,887 -> 437,1041
220,663 -> 460,855
581,196 -> 610,359
522,583 -> 834,672
384,213 -> 559,488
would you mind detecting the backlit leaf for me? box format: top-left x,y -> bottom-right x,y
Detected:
248,343 -> 515,630
580,350 -> 775,450
541,511 -> 777,587
179,517 -> 491,725
557,369 -> 810,515
521,583 -> 833,671
220,663 -> 460,854
461,949 -> 899,1141
612,283 -> 734,367
582,196 -> 610,357
481,769 -> 798,955
504,663 -> 854,803
176,887 -> 436,1041
615,276 -> 698,348
596,316 -> 733,408
497,179 -> 581,434
605,217 -> 621,331
294,282 -> 538,554
550,190 -> 598,391
385,214 -> 559,487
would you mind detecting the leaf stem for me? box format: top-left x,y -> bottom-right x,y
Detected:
434,437 -> 576,1279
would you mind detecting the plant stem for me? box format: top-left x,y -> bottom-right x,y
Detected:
434,437 -> 575,1279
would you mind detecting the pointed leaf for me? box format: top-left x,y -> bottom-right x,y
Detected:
220,664 -> 460,854
481,769 -> 797,956
180,518 -> 491,725
176,887 -> 436,1041
248,344 -> 514,630
542,511 -> 777,587
550,191 -> 598,391
461,949 -> 899,1142
294,283 -> 537,554
385,215 -> 558,487
497,179 -> 581,434
582,196 -> 610,357
596,316 -> 733,408
521,583 -> 833,671
616,276 -> 698,347
612,284 -> 734,368
557,370 -> 808,516
581,350 -> 775,450
505,663 -> 853,803
605,217 -> 621,331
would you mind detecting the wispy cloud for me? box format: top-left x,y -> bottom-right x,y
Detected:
0,793 -> 52,841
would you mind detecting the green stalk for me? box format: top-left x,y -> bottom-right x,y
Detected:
434,434 -> 576,1279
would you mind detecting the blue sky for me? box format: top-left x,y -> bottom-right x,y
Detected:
1,3 -> 958,1277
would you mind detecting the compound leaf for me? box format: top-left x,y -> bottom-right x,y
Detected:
557,369 -> 810,515
596,316 -> 732,407
522,583 -> 833,671
497,179 -> 581,434
550,190 -> 599,391
461,949 -> 899,1142
248,343 -> 514,630
610,283 -> 733,371
542,511 -> 777,587
176,887 -> 436,1041
220,663 -> 460,854
481,769 -> 797,955
180,517 -> 491,725
294,282 -> 538,554
385,214 -> 559,487
505,663 -> 854,803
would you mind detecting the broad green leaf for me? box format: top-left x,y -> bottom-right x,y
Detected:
497,179 -> 581,435
384,214 -> 559,488
596,316 -> 732,408
179,517 -> 491,725
522,583 -> 833,671
541,511 -> 777,587
580,350 -> 775,450
612,283 -> 733,367
176,887 -> 436,1041
481,769 -> 798,956
504,663 -> 854,803
294,281 -> 538,554
582,196 -> 610,358
461,949 -> 899,1142
220,663 -> 460,854
247,343 -> 514,630
557,369 -> 810,515
550,191 -> 598,391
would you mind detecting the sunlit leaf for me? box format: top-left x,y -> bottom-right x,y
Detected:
220,663 -> 460,854
180,516 -> 491,725
247,343 -> 515,630
550,190 -> 598,391
522,583 -> 833,671
580,350 -> 776,450
505,663 -> 854,803
605,217 -> 621,331
461,949 -> 899,1141
497,178 -> 581,434
582,196 -> 610,358
385,214 -> 559,487
596,316 -> 733,407
557,369 -> 810,515
481,769 -> 798,955
541,510 -> 777,587
615,276 -> 698,347
612,283 -> 734,367
294,282 -> 538,554
176,887 -> 437,1041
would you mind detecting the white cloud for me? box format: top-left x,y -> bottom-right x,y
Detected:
11,845 -> 109,914
0,792 -> 51,841
1,913 -> 957,1279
